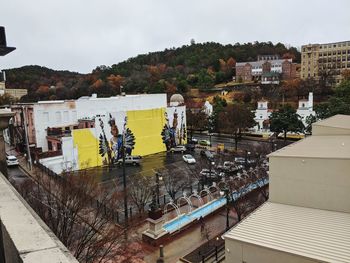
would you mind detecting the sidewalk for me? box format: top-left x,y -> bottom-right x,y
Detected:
143,207 -> 237,263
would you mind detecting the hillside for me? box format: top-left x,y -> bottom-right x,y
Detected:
4,41 -> 300,102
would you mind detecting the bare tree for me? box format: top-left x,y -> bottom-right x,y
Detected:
19,169 -> 143,263
159,164 -> 188,200
128,172 -> 153,214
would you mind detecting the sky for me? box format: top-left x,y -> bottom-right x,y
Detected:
1,0 -> 350,74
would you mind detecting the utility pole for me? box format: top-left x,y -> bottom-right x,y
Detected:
122,117 -> 128,227
22,106 -> 32,170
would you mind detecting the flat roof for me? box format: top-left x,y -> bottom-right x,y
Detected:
224,202 -> 350,263
268,135 -> 350,159
313,114 -> 350,130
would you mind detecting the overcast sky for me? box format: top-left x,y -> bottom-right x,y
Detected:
1,0 -> 350,73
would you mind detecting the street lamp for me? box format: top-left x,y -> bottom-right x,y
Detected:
220,187 -> 232,231
155,172 -> 163,206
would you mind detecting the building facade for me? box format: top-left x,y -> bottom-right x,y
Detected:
8,94 -> 187,173
236,58 -> 297,83
301,40 -> 350,83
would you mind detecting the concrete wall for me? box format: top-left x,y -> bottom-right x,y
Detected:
269,156 -> 350,213
225,239 -> 319,263
312,125 -> 350,136
0,172 -> 78,263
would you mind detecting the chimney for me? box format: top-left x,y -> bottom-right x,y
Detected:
91,93 -> 97,99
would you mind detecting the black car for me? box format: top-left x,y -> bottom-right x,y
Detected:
185,143 -> 196,151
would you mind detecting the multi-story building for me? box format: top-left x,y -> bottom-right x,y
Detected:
236,57 -> 297,84
301,40 -> 350,83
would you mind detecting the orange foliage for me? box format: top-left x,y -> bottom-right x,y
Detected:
166,82 -> 177,94
36,85 -> 49,95
107,74 -> 124,88
282,52 -> 296,61
227,57 -> 236,68
91,79 -> 104,89
341,69 -> 350,80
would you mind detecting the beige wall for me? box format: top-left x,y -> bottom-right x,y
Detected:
312,124 -> 350,135
269,157 -> 350,213
225,239 -> 320,263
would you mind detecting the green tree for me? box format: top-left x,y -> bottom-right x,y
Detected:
218,104 -> 255,150
269,104 -> 304,141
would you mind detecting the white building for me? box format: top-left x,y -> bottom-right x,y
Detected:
203,101 -> 213,116
33,100 -> 78,151
253,100 -> 271,132
76,93 -> 166,120
296,92 -> 316,127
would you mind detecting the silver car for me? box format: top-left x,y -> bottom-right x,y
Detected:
116,155 -> 142,166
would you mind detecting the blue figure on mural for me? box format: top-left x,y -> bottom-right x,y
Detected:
99,114 -> 135,165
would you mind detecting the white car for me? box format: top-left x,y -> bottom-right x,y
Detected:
170,145 -> 186,153
6,155 -> 19,167
183,154 -> 196,164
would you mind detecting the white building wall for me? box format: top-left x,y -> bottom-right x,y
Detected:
33,101 -> 78,151
75,94 -> 167,120
253,101 -> 271,132
225,239 -> 319,263
203,101 -> 213,116
296,92 -> 315,127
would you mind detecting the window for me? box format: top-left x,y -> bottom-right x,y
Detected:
72,111 -> 77,122
55,111 -> 62,123
63,111 -> 69,122
48,141 -> 53,151
43,112 -> 49,122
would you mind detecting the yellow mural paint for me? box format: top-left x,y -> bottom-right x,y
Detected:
72,128 -> 103,168
127,108 -> 167,156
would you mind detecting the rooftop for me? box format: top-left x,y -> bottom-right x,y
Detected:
268,135 -> 350,159
223,202 -> 350,263
313,114 -> 350,130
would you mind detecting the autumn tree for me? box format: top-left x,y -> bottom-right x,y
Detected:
218,104 -> 256,150
186,109 -> 209,139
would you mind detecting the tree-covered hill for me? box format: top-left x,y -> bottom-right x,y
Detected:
4,41 -> 300,102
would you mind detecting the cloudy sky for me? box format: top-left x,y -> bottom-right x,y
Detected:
1,0 -> 350,73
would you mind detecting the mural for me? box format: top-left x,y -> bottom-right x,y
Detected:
70,108 -> 169,169
161,107 -> 186,150
98,114 -> 135,165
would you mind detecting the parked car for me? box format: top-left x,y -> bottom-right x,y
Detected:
199,168 -> 218,178
6,155 -> 19,167
116,155 -> 142,166
185,143 -> 196,151
183,154 -> 196,164
198,139 -> 211,146
200,150 -> 214,160
170,145 -> 186,153
189,138 -> 198,144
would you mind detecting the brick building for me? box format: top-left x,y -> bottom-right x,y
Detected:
235,57 -> 297,84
